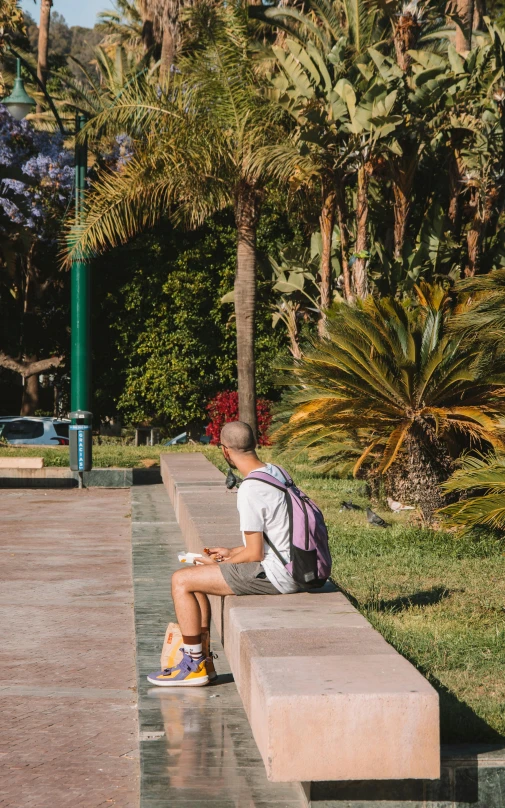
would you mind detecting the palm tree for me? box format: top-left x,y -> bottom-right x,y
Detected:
254,0 -> 388,307
139,0 -> 180,77
65,2 -> 284,436
273,283 -> 505,517
36,0 -> 52,101
97,0 -> 145,55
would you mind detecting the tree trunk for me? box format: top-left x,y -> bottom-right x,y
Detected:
448,147 -> 463,238
383,430 -> 454,521
159,0 -> 180,80
392,154 -> 416,260
318,181 -> 336,335
393,13 -> 421,71
37,0 -> 52,115
160,19 -> 177,79
464,189 -> 494,277
336,185 -> 352,302
473,0 -> 485,29
234,181 -> 262,438
21,365 -> 39,416
454,0 -> 475,53
353,163 -> 371,300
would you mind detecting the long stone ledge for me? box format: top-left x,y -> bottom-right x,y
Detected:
160,452 -> 441,783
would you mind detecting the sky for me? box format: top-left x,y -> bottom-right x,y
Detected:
20,0 -> 115,29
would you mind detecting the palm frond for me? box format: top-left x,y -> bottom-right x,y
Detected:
273,285 -> 505,485
438,453 -> 505,534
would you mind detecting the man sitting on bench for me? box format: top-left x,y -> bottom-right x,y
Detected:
148,420 -> 301,687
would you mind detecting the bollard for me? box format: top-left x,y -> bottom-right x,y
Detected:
69,410 -> 93,475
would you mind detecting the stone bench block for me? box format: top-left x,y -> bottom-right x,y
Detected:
0,456 -> 44,469
250,653 -> 440,782
159,452 -> 441,783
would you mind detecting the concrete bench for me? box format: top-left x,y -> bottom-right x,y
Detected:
160,453 -> 440,784
0,457 -> 44,469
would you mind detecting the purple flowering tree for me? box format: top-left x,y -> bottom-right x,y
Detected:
0,106 -> 74,414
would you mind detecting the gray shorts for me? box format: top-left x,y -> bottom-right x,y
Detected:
219,561 -> 281,596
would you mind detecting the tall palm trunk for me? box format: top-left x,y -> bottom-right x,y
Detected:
36,0 -> 52,115
392,154 -> 417,260
160,10 -> 178,79
448,145 -> 464,238
336,183 -> 352,302
393,12 -> 420,71
141,0 -> 180,78
454,0 -> 475,53
318,180 -> 336,335
353,162 -> 371,299
464,189 -> 495,277
234,180 -> 262,437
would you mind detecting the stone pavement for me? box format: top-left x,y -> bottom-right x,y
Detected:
131,484 -> 305,808
2,483 -> 504,808
0,489 -> 139,808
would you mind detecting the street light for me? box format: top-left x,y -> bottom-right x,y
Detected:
1,55 -> 93,478
2,58 -> 36,121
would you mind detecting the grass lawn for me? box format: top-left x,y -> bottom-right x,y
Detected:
2,441 -> 504,742
212,446 -> 505,744
0,443 -> 206,467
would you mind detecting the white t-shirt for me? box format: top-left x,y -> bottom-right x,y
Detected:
236,463 -> 299,594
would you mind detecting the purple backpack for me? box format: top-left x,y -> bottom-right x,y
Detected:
244,464 -> 332,589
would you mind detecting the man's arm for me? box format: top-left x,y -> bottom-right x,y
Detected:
222,532 -> 264,564
198,535 -> 264,565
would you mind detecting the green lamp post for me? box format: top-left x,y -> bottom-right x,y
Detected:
2,56 -> 92,477
2,58 -> 36,121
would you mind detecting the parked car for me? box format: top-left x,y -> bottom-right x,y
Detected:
164,431 -> 211,446
0,416 -> 71,445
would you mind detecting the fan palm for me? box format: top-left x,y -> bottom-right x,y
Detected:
64,1 -> 285,436
438,453 -> 505,534
274,283 -> 505,517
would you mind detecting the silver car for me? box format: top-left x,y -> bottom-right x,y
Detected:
0,417 -> 71,446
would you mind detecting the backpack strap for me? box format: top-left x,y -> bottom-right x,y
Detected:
243,471 -> 288,492
241,469 -> 293,568
269,464 -> 294,487
263,532 -> 288,567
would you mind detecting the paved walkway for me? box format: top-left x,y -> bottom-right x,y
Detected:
131,484 -> 304,808
0,489 -> 139,808
2,483 -> 504,808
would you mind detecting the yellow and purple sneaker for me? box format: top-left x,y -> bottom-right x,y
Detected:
147,652 -> 209,687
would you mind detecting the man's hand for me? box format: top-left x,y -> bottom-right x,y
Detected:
193,554 -> 217,565
206,547 -> 232,561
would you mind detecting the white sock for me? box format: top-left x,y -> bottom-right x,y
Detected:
183,642 -> 203,660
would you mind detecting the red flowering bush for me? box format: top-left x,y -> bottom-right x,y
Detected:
206,391 -> 273,446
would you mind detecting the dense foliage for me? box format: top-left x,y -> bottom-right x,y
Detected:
91,206 -> 292,430
0,107 -> 73,414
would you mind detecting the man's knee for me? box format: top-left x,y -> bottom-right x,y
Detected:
171,567 -> 189,595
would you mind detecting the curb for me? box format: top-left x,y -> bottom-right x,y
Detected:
0,466 -> 161,488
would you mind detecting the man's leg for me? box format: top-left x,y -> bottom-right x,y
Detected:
147,565 -> 234,687
171,565 -> 234,638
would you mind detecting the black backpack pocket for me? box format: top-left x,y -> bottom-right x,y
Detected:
291,546 -> 319,587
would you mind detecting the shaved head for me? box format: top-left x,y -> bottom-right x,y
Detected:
220,421 -> 256,453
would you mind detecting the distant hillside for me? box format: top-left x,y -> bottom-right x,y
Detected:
23,10 -> 102,79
